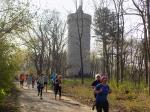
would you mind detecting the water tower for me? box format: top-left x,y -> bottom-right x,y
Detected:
67,6 -> 91,76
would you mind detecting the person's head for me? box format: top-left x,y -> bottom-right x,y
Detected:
95,74 -> 101,81
101,75 -> 108,84
57,75 -> 62,80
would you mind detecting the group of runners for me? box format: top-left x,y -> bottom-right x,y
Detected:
19,72 -> 110,112
19,72 -> 62,100
19,73 -> 36,88
91,74 -> 111,112
36,73 -> 62,100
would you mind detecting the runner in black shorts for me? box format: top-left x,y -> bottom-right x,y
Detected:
44,74 -> 48,92
91,74 -> 101,110
54,75 -> 62,100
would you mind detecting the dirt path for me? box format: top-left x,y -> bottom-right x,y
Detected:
18,84 -> 94,112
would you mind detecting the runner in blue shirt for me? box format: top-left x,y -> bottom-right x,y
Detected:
95,75 -> 111,112
50,72 -> 57,87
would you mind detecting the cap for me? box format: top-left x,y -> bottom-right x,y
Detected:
95,74 -> 101,79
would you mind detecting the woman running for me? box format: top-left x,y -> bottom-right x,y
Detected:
54,75 -> 62,100
95,75 -> 111,112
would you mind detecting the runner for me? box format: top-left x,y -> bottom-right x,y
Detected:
19,74 -> 24,88
54,75 -> 62,100
50,72 -> 57,88
27,74 -> 32,89
91,74 -> 101,110
95,75 -> 111,112
32,75 -> 36,88
44,74 -> 49,92
37,74 -> 45,100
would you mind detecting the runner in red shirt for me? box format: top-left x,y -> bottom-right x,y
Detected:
19,74 -> 24,88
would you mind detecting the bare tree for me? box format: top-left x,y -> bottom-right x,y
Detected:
112,0 -> 126,86
0,0 -> 31,39
19,10 -> 66,76
130,0 -> 150,93
74,0 -> 84,84
93,0 -> 121,80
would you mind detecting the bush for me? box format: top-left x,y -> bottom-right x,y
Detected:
0,39 -> 18,102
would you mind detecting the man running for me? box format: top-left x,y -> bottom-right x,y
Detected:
91,74 -> 101,110
37,74 -> 45,100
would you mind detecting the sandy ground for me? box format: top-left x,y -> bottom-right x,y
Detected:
18,83 -> 95,112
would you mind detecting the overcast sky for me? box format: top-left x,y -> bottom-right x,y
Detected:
31,0 -> 142,34
31,0 -> 94,16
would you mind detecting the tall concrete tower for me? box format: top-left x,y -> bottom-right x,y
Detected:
67,6 -> 91,76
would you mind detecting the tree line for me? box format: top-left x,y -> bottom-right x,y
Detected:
1,0 -> 150,99
0,0 -> 31,101
91,0 -> 150,93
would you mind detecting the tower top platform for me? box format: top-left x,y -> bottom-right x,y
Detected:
67,6 -> 91,24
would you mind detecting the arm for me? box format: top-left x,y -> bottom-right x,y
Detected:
95,88 -> 102,94
59,80 -> 62,87
107,85 -> 112,94
54,79 -> 59,84
91,86 -> 95,89
94,84 -> 103,94
91,81 -> 96,89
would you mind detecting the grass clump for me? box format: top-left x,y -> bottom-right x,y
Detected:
0,84 -> 20,112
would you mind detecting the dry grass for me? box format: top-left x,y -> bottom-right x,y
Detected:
62,78 -> 150,112
62,79 -> 94,106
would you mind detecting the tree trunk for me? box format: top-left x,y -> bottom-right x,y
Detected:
116,13 -> 120,87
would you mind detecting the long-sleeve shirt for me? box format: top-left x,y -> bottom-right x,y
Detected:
95,84 -> 110,104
